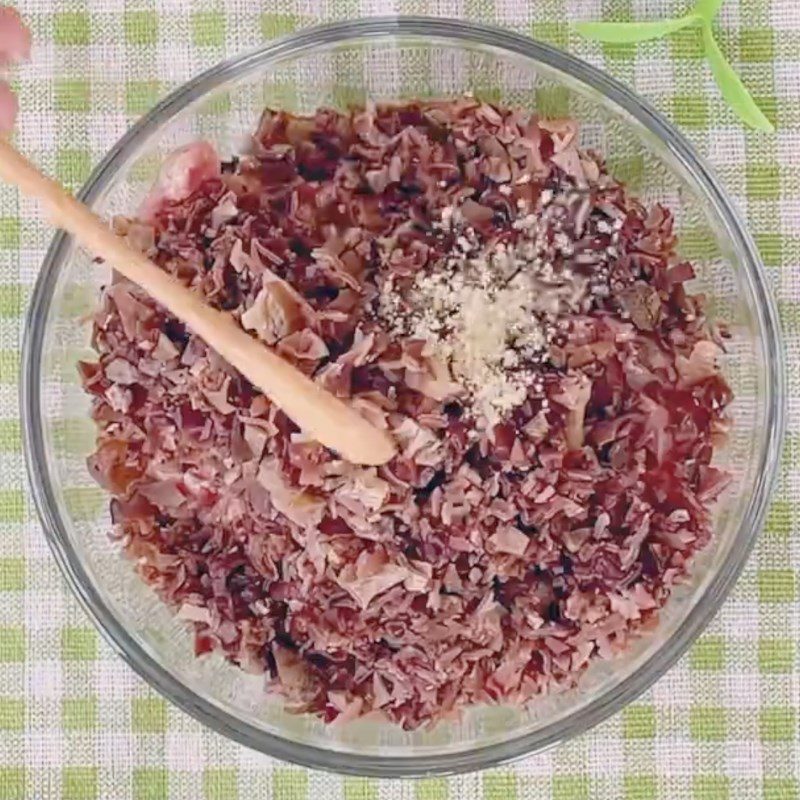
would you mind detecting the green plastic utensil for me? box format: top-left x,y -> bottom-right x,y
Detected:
575,0 -> 773,132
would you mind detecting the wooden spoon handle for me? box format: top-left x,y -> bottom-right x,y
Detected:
0,138 -> 396,466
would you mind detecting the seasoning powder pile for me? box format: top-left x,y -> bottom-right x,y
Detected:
379,190 -> 616,421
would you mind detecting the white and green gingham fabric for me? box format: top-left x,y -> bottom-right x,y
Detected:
0,1 -> 797,798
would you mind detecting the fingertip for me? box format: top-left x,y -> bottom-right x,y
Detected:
0,6 -> 31,66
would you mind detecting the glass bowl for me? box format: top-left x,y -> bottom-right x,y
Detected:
21,17 -> 784,777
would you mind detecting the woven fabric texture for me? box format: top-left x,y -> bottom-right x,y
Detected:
0,0 -> 797,798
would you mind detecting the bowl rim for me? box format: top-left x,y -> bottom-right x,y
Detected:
21,15 -> 786,778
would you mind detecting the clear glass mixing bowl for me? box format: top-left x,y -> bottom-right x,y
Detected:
21,17 -> 785,777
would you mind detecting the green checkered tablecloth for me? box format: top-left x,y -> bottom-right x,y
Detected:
0,0 -> 797,798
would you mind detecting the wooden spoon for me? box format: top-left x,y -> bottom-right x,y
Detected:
0,138 -> 397,466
